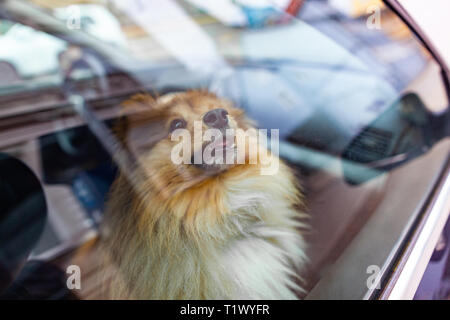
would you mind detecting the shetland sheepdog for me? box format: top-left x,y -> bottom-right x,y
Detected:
102,90 -> 307,299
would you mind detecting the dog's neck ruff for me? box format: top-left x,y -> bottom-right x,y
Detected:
104,161 -> 306,299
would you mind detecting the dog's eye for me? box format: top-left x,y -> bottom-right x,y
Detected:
169,118 -> 187,132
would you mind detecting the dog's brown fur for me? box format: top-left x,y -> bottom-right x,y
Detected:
101,90 -> 306,299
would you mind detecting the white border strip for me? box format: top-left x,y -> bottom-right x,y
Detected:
388,170 -> 450,299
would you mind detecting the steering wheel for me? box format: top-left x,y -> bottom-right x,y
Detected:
56,46 -> 111,156
60,46 -> 110,97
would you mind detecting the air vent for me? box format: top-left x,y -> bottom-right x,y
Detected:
343,127 -> 392,163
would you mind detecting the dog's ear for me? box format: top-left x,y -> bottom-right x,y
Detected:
155,92 -> 182,105
121,93 -> 156,118
126,117 -> 168,157
118,93 -> 170,158
121,92 -> 184,121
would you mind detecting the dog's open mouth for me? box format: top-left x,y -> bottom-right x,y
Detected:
192,134 -> 237,172
209,137 -> 236,156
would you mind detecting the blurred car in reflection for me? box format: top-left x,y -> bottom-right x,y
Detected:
0,3 -> 126,86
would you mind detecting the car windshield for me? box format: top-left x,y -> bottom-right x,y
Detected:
0,0 -> 448,300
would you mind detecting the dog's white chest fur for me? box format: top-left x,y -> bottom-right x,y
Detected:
104,157 -> 306,299
215,181 -> 306,299
221,232 -> 304,299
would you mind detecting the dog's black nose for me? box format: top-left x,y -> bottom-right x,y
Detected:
203,108 -> 228,129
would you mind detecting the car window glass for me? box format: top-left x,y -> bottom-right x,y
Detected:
0,0 -> 448,299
